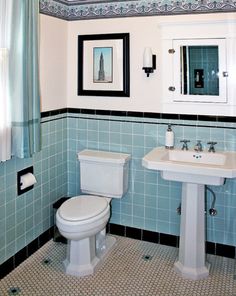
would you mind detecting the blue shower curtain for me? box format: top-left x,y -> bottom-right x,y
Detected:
9,0 -> 41,158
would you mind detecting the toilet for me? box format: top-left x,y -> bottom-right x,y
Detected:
56,149 -> 130,277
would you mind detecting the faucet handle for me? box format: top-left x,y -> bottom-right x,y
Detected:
207,141 -> 217,153
194,140 -> 203,152
180,139 -> 190,143
180,139 -> 190,150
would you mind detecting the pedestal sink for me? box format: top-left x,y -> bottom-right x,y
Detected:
142,147 -> 236,280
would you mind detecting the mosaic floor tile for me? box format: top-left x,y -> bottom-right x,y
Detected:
0,236 -> 235,295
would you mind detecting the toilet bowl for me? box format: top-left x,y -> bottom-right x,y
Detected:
56,195 -> 112,276
56,195 -> 110,241
56,150 -> 130,277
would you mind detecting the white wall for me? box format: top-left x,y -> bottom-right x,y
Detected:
67,16 -> 162,112
40,15 -> 68,112
39,12 -> 236,114
67,12 -> 236,113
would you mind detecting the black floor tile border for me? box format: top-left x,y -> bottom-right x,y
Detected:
126,226 -> 142,240
108,223 -> 236,259
159,233 -> 179,248
0,227 -> 54,280
40,108 -> 236,123
0,257 -> 14,280
109,223 -> 125,237
0,196 -> 68,279
216,243 -> 236,258
142,229 -> 160,244
1,222 -> 235,280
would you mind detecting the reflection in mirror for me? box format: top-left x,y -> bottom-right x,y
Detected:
180,46 -> 219,96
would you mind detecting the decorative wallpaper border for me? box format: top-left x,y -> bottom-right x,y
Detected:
56,0 -> 130,5
39,0 -> 236,21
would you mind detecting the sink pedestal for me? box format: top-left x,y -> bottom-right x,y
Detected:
174,183 -> 210,280
143,147 -> 236,280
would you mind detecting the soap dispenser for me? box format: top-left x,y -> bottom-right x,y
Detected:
165,124 -> 174,149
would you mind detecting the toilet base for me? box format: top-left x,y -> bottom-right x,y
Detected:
63,235 -> 116,277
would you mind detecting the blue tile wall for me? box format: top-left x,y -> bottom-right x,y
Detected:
0,114 -> 67,265
1,110 -> 236,265
67,112 -> 236,247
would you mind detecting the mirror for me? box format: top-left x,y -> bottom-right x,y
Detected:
161,20 -> 236,116
180,45 -> 219,96
172,38 -> 227,103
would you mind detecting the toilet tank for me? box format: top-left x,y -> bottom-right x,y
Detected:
78,150 -> 131,198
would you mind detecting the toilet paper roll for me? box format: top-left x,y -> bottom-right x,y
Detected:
20,173 -> 37,190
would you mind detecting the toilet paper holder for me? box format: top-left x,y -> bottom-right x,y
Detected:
17,166 -> 36,196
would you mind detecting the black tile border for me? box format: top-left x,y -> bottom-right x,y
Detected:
14,247 -> 27,268
0,227 -> 54,280
41,108 -> 67,118
27,238 -> 40,257
160,233 -> 179,248
1,222 -> 235,279
142,229 -> 159,244
161,113 -> 180,120
108,223 -> 236,259
0,257 -> 14,280
109,223 -> 125,237
41,108 -> 236,124
126,226 -> 142,240
206,241 -> 216,255
215,243 -> 235,258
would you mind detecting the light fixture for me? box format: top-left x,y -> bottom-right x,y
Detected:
142,47 -> 156,77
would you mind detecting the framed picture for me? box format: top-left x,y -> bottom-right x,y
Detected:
78,33 -> 130,97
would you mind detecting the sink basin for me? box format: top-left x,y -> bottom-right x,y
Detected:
164,149 -> 226,166
142,146 -> 236,280
142,147 -> 236,185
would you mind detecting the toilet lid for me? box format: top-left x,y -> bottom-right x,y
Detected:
58,195 -> 109,222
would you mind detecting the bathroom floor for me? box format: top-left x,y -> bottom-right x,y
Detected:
0,236 -> 235,296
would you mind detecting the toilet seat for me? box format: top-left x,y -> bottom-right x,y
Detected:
58,195 -> 109,222
56,194 -> 110,241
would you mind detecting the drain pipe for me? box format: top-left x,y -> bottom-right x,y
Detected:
176,203 -> 181,215
176,186 -> 218,216
206,186 -> 217,216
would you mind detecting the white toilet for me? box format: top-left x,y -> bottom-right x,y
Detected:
56,149 -> 130,277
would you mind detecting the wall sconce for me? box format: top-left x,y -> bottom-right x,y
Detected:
142,47 -> 156,77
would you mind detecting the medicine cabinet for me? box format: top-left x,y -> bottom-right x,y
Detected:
160,19 -> 236,116
170,38 -> 227,103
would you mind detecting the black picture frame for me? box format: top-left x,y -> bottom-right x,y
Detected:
78,33 -> 130,97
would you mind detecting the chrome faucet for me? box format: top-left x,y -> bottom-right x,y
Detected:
207,141 -> 217,153
194,140 -> 203,152
180,140 -> 190,151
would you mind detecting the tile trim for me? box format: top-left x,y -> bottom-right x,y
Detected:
41,107 -> 235,122
1,223 -> 234,279
41,107 -> 236,127
0,227 -> 54,280
108,223 -> 236,259
39,0 -> 236,21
